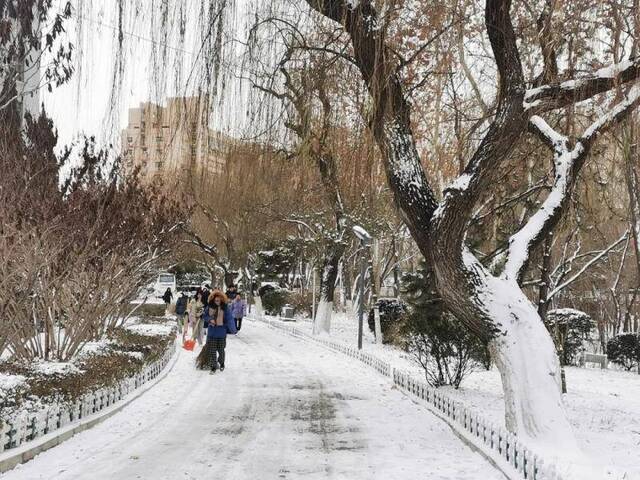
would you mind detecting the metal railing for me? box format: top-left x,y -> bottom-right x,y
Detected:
0,341 -> 176,453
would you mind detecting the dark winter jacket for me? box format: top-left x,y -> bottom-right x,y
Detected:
162,290 -> 173,303
201,289 -> 211,307
176,295 -> 188,315
204,304 -> 236,338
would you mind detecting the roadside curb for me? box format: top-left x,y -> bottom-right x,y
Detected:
0,341 -> 181,475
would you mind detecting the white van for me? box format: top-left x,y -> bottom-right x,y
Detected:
154,272 -> 176,298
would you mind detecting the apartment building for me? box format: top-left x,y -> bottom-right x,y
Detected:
121,96 -> 230,181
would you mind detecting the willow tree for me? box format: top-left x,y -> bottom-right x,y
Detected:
302,0 -> 640,472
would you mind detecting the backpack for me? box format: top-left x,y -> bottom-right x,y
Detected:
176,296 -> 188,314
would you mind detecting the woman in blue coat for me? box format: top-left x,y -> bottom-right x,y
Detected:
196,290 -> 236,372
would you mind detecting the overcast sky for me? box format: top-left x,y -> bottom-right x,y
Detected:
42,0 -> 254,152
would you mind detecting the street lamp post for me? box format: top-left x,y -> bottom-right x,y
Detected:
353,226 -> 372,350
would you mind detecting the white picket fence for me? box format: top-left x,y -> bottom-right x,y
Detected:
0,341 -> 176,454
253,314 -> 567,480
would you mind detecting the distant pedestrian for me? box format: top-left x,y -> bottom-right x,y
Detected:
196,290 -> 236,372
225,284 -> 238,301
190,292 -> 205,345
231,294 -> 246,331
175,292 -> 189,340
162,287 -> 173,306
201,284 -> 211,307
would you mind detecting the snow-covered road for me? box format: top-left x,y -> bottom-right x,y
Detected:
2,321 -> 503,480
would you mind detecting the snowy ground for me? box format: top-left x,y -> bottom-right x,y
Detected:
2,321 -> 503,480
292,312 -> 640,480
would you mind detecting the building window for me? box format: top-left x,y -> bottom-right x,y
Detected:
156,136 -> 163,142
142,147 -> 147,153
127,136 -> 133,143
155,161 -> 164,169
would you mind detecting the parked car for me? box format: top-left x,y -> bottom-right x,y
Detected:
155,273 -> 176,296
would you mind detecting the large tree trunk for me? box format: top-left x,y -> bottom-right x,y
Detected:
303,0 -> 604,470
483,279 -> 575,450
313,246 -> 341,335
433,251 -> 586,469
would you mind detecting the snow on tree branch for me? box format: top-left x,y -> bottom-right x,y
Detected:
504,85 -> 640,283
525,58 -> 640,114
547,231 -> 628,300
579,84 -> 640,148
528,115 -> 568,153
433,0 -> 526,240
304,0 -> 439,238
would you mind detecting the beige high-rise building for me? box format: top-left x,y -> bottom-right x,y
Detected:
121,95 -> 230,181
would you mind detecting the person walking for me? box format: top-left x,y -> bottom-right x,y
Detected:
225,284 -> 238,301
202,284 -> 211,306
196,290 -> 236,373
190,291 -> 205,346
231,294 -> 246,332
162,287 -> 173,307
175,292 -> 189,340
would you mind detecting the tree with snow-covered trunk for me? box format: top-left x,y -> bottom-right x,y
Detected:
304,0 -> 640,469
249,36 -> 349,334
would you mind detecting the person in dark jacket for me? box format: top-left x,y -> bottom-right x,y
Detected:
175,292 -> 189,339
196,290 -> 236,372
162,288 -> 173,306
225,284 -> 238,301
201,285 -> 211,307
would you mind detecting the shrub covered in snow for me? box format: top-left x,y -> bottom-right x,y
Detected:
546,308 -> 594,365
261,287 -> 292,316
255,244 -> 297,281
288,291 -> 313,317
607,333 -> 640,371
398,262 -> 489,388
367,298 -> 407,343
0,318 -> 175,417
258,283 -> 276,297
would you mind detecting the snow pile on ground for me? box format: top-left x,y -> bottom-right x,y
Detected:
33,361 -> 83,376
0,373 -> 26,391
446,364 -> 640,479
122,351 -> 145,360
124,322 -> 175,337
122,316 -> 141,325
0,373 -> 27,403
131,296 -> 166,305
74,340 -> 113,360
284,311 -> 640,479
